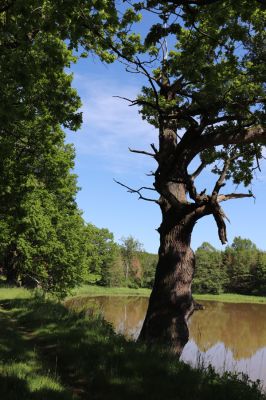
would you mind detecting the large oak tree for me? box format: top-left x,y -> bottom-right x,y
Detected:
96,0 -> 266,354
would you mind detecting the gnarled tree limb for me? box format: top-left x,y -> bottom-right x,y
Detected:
195,126 -> 266,156
114,179 -> 159,203
218,193 -> 254,202
190,161 -> 207,180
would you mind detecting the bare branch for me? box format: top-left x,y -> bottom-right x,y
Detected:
114,179 -> 159,203
113,95 -> 160,112
212,158 -> 231,198
129,147 -> 156,157
113,95 -> 134,103
135,57 -> 161,111
212,150 -> 243,199
150,143 -> 158,154
218,193 -> 254,202
191,161 -> 207,180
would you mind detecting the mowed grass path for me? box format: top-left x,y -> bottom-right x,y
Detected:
0,288 -> 73,400
0,287 -> 265,400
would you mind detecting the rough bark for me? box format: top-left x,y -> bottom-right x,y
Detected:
139,201 -> 197,355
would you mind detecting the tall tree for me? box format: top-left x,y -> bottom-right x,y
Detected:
120,236 -> 143,282
0,1 -> 138,293
223,237 -> 258,294
84,223 -> 117,285
108,0 -> 266,354
193,242 -> 226,294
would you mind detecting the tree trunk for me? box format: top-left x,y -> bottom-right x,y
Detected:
5,261 -> 19,286
4,245 -> 20,286
139,205 -> 197,356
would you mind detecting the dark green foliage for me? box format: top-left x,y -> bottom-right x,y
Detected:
0,1 -> 141,296
84,224 -> 118,285
224,237 -> 259,294
193,243 -> 227,294
193,237 -> 266,296
83,232 -> 157,289
138,251 -> 158,288
253,252 -> 266,295
0,132 -> 88,296
0,4 -> 87,294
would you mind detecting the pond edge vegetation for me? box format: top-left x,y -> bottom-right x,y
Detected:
0,287 -> 266,400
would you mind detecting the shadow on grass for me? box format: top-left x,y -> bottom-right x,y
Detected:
0,296 -> 265,400
0,298 -> 73,400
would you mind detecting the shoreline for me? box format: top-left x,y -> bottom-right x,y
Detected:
71,285 -> 266,304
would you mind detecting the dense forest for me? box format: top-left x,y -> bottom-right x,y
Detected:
89,233 -> 266,296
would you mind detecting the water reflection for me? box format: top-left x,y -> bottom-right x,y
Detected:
65,296 -> 266,388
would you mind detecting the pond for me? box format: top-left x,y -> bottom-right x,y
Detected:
65,295 -> 266,389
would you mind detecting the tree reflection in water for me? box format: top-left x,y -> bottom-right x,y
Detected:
65,296 -> 266,388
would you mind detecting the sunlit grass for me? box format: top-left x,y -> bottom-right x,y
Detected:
71,284 -> 151,298
194,293 -> 266,304
0,286 -> 30,300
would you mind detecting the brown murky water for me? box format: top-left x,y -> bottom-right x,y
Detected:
66,296 -> 266,388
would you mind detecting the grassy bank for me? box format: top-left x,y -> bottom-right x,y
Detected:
0,287 -> 265,400
73,284 -> 266,304
195,293 -> 266,304
71,284 -> 151,298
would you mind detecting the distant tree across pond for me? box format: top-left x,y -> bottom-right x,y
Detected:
193,237 -> 266,296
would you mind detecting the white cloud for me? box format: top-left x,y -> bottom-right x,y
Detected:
67,73 -> 158,175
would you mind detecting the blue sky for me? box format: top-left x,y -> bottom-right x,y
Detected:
66,56 -> 266,254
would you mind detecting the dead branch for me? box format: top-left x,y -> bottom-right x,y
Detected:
113,96 -> 160,112
218,193 -> 254,202
150,143 -> 158,154
212,158 -> 231,198
129,148 -> 156,157
135,57 -> 161,112
146,171 -> 155,176
190,161 -> 207,180
114,179 -> 158,203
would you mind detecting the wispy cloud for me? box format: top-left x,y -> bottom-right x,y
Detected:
67,73 -> 158,175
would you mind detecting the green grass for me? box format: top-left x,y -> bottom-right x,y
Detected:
194,293 -> 266,304
0,286 -> 30,300
71,284 -> 152,298
72,284 -> 266,304
0,287 -> 265,400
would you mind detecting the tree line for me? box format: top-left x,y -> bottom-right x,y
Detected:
84,232 -> 266,296
193,238 -> 266,296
